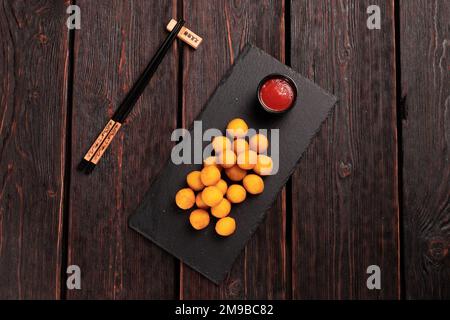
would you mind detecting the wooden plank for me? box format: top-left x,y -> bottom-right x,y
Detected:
0,1 -> 68,299
67,0 -> 178,299
180,0 -> 288,299
290,0 -> 400,299
400,0 -> 450,299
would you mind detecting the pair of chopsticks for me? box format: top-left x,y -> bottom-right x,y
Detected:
78,19 -> 186,174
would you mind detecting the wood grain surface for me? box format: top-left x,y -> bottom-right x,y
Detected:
180,0 -> 289,299
290,0 -> 400,299
0,0 -> 69,299
400,0 -> 450,299
67,0 -> 179,299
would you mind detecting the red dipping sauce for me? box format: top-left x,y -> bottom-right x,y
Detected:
258,76 -> 296,112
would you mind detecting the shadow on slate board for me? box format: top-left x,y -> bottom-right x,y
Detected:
129,44 -> 337,284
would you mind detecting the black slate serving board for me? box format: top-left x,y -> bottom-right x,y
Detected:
129,44 -> 337,283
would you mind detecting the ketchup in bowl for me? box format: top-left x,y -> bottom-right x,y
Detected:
257,74 -> 297,113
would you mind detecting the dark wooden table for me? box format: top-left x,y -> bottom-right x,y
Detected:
0,0 -> 448,299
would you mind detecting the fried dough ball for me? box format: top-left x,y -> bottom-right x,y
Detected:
214,179 -> 228,195
232,138 -> 249,154
225,165 -> 247,181
200,165 -> 221,186
201,186 -> 223,207
186,171 -> 205,191
249,134 -> 269,153
253,155 -> 274,176
216,149 -> 236,169
195,193 -> 209,209
203,155 -> 218,166
211,198 -> 231,218
236,150 -> 258,170
226,118 -> 248,138
212,136 -> 232,154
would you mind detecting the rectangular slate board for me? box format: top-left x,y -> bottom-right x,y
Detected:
129,44 -> 337,283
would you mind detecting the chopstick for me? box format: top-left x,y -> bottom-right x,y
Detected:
78,19 -> 185,174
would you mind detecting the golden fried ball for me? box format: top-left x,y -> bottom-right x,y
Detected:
225,165 -> 247,181
215,217 -> 236,236
195,193 -> 209,209
226,184 -> 247,204
253,155 -> 274,176
216,149 -> 236,169
232,138 -> 249,154
201,186 -> 224,207
243,174 -> 264,195
186,170 -> 205,191
203,156 -> 218,166
189,209 -> 210,230
226,118 -> 248,138
175,188 -> 195,210
211,198 -> 231,218
200,165 -> 221,186
212,136 -> 232,154
203,156 -> 222,172
214,179 -> 228,195
236,150 -> 258,170
249,134 -> 269,153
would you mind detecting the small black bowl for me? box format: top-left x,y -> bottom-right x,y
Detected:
257,73 -> 298,113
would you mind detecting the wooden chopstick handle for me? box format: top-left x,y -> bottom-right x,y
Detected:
90,121 -> 122,164
82,119 -> 117,161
